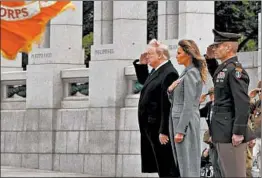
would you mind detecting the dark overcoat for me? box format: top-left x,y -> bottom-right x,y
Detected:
133,59 -> 179,176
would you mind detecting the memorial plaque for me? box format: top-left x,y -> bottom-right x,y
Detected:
31,52 -> 52,59
168,44 -> 178,50
94,49 -> 114,55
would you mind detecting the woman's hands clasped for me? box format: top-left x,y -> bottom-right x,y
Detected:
175,133 -> 184,143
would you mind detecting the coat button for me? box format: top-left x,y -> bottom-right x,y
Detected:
185,125 -> 188,132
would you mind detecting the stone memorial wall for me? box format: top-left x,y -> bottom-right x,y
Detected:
1,2 -> 260,177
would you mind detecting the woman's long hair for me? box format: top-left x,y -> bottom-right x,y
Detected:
178,40 -> 208,83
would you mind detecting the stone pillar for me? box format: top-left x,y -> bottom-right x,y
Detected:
89,1 -> 147,176
24,1 -> 85,170
27,1 -> 84,108
94,2 -> 113,44
158,1 -> 179,40
113,1 -> 147,45
178,1 -> 214,54
39,22 -> 50,48
90,1 -> 147,108
31,23 -> 50,50
177,1 -> 215,87
1,53 -> 23,72
157,1 -> 180,75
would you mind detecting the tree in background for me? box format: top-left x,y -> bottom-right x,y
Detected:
215,0 -> 261,51
147,1 -> 158,43
83,1 -> 94,37
22,52 -> 28,71
82,32 -> 93,68
82,1 -> 94,67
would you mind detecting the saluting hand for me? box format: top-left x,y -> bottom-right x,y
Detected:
205,46 -> 215,59
139,52 -> 149,65
159,134 -> 169,145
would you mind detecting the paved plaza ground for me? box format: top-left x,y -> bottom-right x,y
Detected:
1,166 -> 100,177
1,166 -> 260,177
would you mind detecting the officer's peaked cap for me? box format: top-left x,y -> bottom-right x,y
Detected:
211,29 -> 241,45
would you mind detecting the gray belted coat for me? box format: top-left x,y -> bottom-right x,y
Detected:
168,65 -> 203,177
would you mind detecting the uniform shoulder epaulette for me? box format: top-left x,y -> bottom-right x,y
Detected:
233,61 -> 243,79
233,61 -> 243,73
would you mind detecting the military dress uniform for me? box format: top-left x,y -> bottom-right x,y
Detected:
206,29 -> 255,177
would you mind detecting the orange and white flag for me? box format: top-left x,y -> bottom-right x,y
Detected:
1,1 -> 75,60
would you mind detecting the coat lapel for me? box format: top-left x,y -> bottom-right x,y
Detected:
179,70 -> 187,78
141,61 -> 171,91
179,65 -> 194,79
142,68 -> 160,90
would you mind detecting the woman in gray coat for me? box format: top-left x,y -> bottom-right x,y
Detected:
167,40 -> 208,177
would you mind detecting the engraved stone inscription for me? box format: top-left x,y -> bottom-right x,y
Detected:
31,52 -> 52,59
168,45 -> 178,50
95,49 -> 114,55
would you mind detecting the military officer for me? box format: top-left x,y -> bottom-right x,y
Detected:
205,29 -> 255,177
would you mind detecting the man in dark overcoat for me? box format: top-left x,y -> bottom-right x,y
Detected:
133,39 -> 179,177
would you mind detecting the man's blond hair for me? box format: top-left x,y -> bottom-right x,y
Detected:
148,39 -> 170,60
